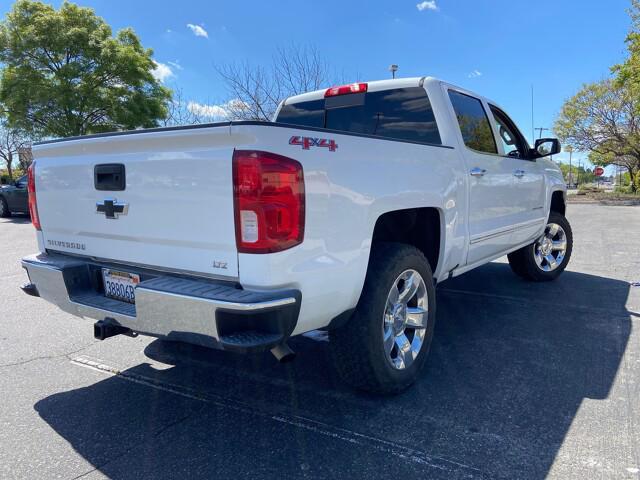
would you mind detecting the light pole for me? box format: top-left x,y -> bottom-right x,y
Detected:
389,64 -> 398,79
565,146 -> 573,187
578,159 -> 582,187
619,165 -> 622,186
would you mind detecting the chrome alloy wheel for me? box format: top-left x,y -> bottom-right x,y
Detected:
382,269 -> 428,370
534,222 -> 568,272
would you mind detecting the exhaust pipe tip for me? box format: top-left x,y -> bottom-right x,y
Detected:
271,342 -> 296,363
20,282 -> 39,297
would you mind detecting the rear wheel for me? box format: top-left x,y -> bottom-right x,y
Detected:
507,211 -> 573,282
329,243 -> 436,394
0,196 -> 10,218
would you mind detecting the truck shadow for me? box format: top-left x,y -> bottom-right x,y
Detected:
0,213 -> 31,224
34,263 -> 632,479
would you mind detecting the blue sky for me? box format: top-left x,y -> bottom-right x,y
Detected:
0,0 -> 633,169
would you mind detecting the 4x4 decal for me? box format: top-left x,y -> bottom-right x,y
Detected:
289,136 -> 338,152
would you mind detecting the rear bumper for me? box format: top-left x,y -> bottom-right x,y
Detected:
21,252 -> 301,352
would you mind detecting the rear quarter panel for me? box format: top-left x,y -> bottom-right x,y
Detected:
233,123 -> 467,334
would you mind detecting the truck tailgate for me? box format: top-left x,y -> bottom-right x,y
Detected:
33,125 -> 239,278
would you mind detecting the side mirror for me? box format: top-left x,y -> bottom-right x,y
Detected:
15,182 -> 25,189
533,138 -> 561,158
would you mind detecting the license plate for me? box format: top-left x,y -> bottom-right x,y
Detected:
102,269 -> 140,304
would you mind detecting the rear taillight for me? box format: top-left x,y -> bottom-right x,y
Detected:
324,82 -> 368,97
232,150 -> 304,254
27,162 -> 41,230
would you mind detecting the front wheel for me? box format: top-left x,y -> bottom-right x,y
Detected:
507,211 -> 573,282
329,243 -> 436,394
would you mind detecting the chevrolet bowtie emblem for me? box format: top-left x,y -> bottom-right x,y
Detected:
96,199 -> 129,219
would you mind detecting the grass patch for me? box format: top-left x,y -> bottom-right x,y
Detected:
571,187 -> 640,205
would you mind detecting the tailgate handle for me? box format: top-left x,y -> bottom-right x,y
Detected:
95,164 -> 125,191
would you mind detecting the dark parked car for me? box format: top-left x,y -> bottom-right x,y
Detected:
0,174 -> 29,217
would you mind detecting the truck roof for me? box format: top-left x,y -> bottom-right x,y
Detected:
282,76 -> 441,106
281,76 -> 512,129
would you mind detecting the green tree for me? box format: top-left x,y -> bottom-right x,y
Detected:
614,0 -> 640,93
554,79 -> 640,193
557,162 -> 596,185
589,150 -> 640,190
0,0 -> 171,138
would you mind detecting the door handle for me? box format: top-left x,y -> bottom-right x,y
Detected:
470,167 -> 487,177
513,169 -> 526,178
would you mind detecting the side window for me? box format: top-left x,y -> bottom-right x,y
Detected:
489,106 -> 528,159
376,88 -> 441,144
448,90 -> 497,154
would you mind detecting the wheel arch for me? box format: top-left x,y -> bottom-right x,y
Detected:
550,189 -> 566,216
370,207 -> 444,278
324,206 -> 444,332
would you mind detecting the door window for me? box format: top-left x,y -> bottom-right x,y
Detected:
448,90 -> 497,154
489,106 -> 529,159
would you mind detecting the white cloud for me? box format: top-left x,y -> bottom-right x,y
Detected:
187,101 -> 227,118
187,99 -> 248,119
416,1 -> 438,11
187,23 -> 209,38
468,69 -> 482,78
167,61 -> 184,71
152,61 -> 175,82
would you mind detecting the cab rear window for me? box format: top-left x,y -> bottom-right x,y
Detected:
276,87 -> 441,145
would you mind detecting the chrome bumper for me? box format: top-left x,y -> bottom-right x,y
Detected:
21,253 -> 301,351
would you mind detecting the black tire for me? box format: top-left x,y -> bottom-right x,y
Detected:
507,211 -> 573,282
0,196 -> 10,218
329,242 -> 436,394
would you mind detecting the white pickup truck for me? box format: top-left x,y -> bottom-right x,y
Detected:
21,77 -> 571,393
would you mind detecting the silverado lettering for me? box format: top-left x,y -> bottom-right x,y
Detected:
46,239 -> 86,251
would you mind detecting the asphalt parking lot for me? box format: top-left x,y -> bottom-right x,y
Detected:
1,204 -> 639,480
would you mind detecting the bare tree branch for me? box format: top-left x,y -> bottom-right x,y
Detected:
216,45 -> 336,122
161,87 -> 208,126
0,118 -> 32,181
